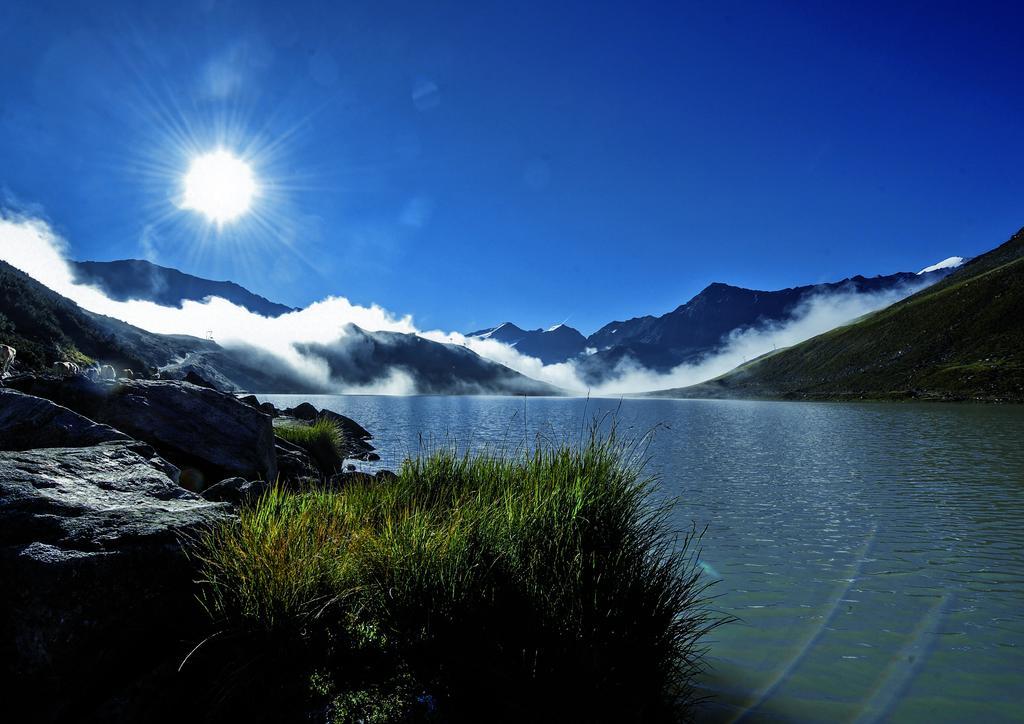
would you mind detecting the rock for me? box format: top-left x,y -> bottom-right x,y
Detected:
5,377 -> 277,489
274,436 -> 318,483
273,415 -> 377,465
258,401 -> 278,416
237,394 -> 260,409
278,403 -> 377,461
0,389 -> 130,451
318,408 -> 373,440
0,441 -> 228,721
184,370 -> 218,390
375,469 -> 398,482
346,463 -> 356,472
157,360 -> 243,394
284,401 -> 319,421
327,470 -> 377,488
201,477 -> 269,505
315,409 -> 376,460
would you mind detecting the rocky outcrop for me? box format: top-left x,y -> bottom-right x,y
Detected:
183,370 -> 219,390
322,409 -> 374,443
201,476 -> 269,505
0,389 -> 131,451
0,378 -> 382,719
238,394 -> 261,409
5,376 -> 277,490
283,401 -> 319,420
274,435 -> 319,483
0,441 -> 228,721
285,402 -> 372,439
280,402 -> 378,461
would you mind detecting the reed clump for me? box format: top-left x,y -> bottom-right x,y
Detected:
275,417 -> 345,476
192,426 -> 717,722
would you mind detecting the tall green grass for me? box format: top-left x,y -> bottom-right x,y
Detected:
275,417 -> 345,476
192,426 -> 718,722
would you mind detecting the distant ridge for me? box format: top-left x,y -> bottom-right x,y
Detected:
0,259 -> 212,373
71,259 -> 295,317
653,228 -> 1024,402
471,266 -> 954,382
2,259 -> 561,396
467,322 -> 588,365
579,270 -> 951,379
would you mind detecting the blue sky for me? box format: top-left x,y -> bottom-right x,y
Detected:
1,0 -> 1021,334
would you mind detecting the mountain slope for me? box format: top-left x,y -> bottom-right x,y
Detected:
301,326 -> 561,395
71,259 -> 295,317
0,260 -> 210,373
471,268 -> 951,378
467,322 -> 588,364
580,270 -> 950,380
2,260 -> 560,396
655,228 -> 1024,402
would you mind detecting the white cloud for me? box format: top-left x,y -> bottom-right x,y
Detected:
419,329 -> 587,392
0,211 -> 935,397
0,212 -> 414,392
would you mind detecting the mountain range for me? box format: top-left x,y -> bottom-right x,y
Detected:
655,228 -> 1023,402
467,322 -> 589,365
67,259 -> 959,386
469,267 -> 956,382
71,259 -> 295,317
0,260 -> 557,396
4,236 -> 1017,401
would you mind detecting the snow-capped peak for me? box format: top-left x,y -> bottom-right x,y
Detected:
918,256 -> 965,275
547,323 -> 565,332
475,322 -> 511,339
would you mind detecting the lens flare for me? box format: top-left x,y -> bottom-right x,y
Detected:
181,149 -> 257,224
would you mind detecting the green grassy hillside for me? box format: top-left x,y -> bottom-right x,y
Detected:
0,260 -> 207,373
657,228 -> 1024,402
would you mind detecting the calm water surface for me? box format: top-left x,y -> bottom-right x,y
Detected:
262,394 -> 1024,723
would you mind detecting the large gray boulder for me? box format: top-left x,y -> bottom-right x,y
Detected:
0,388 -> 131,451
0,441 -> 228,721
6,377 -> 277,489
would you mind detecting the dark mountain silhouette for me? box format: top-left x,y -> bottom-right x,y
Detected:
1,260 -> 561,396
471,268 -> 954,383
0,259 -> 210,374
577,270 -> 951,381
71,259 -> 295,317
467,322 -> 588,364
53,252 -> 965,396
299,326 -> 560,395
654,228 -> 1023,402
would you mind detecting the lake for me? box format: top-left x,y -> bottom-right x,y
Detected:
261,394 -> 1024,722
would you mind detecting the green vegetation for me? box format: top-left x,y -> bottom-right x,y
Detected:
192,429 -> 716,722
0,260 -> 150,372
275,417 -> 346,476
664,227 -> 1024,402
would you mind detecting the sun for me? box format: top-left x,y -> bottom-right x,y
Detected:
181,149 -> 257,224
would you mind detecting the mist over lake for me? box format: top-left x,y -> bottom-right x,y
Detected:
262,393 -> 1024,722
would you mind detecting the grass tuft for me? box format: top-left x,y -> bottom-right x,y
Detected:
275,417 -> 345,476
191,424 -> 719,722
